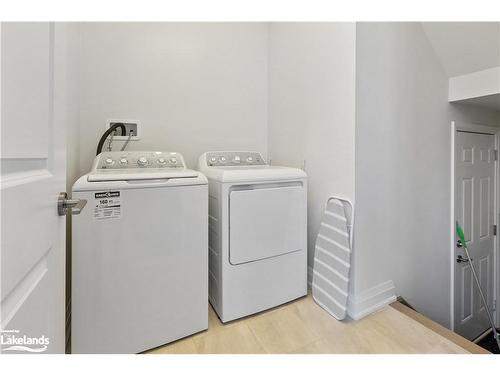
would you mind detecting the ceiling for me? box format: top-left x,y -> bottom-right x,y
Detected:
422,22 -> 500,77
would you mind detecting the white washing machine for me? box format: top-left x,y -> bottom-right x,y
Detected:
198,151 -> 307,322
72,151 -> 208,353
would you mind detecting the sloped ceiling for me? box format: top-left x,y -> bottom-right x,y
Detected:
421,22 -> 500,77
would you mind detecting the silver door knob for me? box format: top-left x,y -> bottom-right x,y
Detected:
58,192 -> 87,216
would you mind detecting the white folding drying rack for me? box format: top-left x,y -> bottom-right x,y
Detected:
312,196 -> 354,320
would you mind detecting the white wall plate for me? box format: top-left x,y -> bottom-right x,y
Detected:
105,119 -> 142,141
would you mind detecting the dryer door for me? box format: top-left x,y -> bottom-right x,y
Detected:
229,185 -> 306,265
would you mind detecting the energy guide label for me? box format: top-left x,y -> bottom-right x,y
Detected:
94,191 -> 121,220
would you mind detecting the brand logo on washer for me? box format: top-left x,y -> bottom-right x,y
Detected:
95,191 -> 120,199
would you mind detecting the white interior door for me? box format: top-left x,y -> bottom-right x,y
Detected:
1,23 -> 66,353
454,130 -> 496,340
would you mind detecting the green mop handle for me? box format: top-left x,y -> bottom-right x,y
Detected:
455,222 -> 499,344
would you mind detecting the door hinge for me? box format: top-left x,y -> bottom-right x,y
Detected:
494,225 -> 497,236
495,150 -> 498,161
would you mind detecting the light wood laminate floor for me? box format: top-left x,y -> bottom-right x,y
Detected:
146,295 -> 480,354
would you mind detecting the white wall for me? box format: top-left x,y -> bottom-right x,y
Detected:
77,23 -> 268,173
267,23 -> 357,273
421,22 -> 500,77
354,22 -> 500,327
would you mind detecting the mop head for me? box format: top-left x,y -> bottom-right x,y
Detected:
456,221 -> 466,246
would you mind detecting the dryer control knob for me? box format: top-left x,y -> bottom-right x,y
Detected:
105,158 -> 115,166
119,158 -> 128,165
233,156 -> 241,163
157,157 -> 166,165
137,157 -> 148,166
246,156 -> 254,163
170,157 -> 178,164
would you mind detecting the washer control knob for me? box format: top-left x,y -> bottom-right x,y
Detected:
119,157 -> 128,165
137,157 -> 148,166
219,156 -> 227,163
105,158 -> 115,166
210,157 -> 217,163
157,157 -> 166,165
233,155 -> 241,164
246,156 -> 254,163
170,157 -> 178,164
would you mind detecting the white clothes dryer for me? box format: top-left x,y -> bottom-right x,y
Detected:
198,151 -> 307,322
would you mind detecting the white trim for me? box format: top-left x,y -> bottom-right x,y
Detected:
496,130 -> 499,328
450,121 -> 456,330
455,122 -> 499,135
346,280 -> 397,320
497,132 -> 499,328
451,121 -> 500,332
449,67 -> 500,102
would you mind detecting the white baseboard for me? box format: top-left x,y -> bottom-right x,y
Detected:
347,280 -> 397,320
310,264 -> 396,321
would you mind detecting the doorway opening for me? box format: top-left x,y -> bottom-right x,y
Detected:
451,121 -> 500,350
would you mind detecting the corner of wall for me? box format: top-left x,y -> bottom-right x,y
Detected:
265,22 -> 271,162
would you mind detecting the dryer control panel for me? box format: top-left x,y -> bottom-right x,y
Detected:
204,151 -> 266,167
95,151 -> 185,170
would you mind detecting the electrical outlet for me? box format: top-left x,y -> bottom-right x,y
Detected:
105,119 -> 141,141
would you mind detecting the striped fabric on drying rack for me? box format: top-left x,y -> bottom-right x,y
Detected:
312,198 -> 353,320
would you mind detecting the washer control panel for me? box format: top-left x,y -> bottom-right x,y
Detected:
96,151 -> 185,169
205,151 -> 266,167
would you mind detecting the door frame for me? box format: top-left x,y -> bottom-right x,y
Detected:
450,121 -> 499,332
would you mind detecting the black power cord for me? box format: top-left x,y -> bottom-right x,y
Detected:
96,123 -> 126,156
